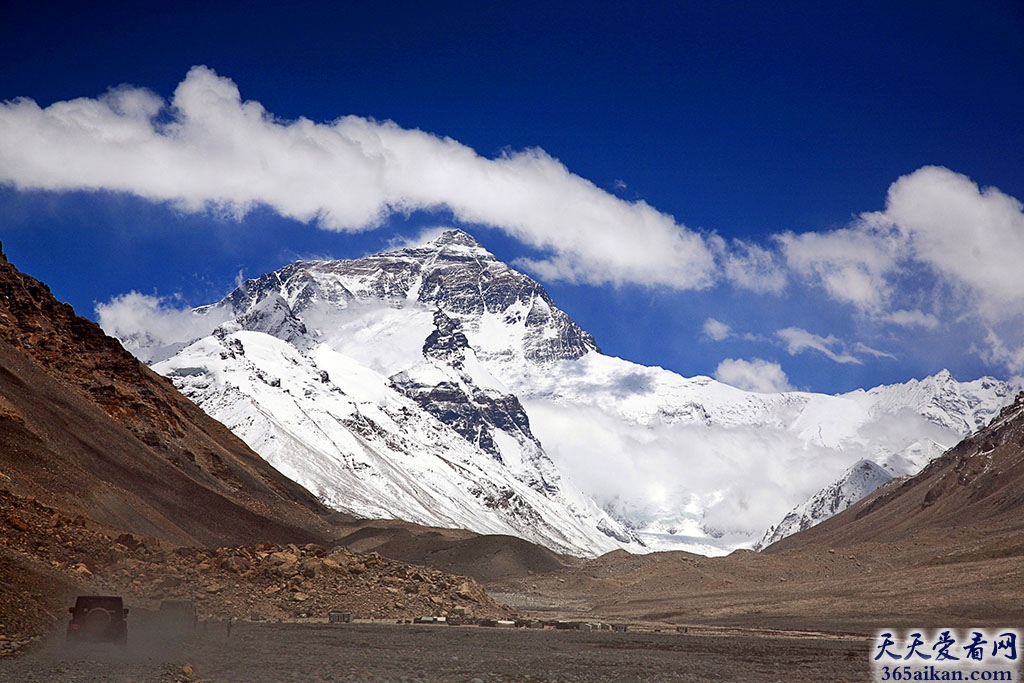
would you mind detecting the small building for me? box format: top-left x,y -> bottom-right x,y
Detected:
328,611 -> 353,624
414,616 -> 446,624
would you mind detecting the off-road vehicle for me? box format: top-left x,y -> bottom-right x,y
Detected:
66,595 -> 128,645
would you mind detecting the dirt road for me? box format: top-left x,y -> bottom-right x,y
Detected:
1,620 -> 869,682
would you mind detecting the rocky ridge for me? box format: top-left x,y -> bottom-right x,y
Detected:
490,393 -> 1024,632
0,243 -> 515,652
390,309 -> 554,489
757,371 -> 1021,546
768,388 -> 1024,552
0,241 -> 333,547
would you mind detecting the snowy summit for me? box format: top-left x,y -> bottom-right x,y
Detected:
109,230 -> 1021,556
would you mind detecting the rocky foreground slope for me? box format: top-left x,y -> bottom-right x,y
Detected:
0,242 -> 333,547
2,237 -> 1021,653
768,387 -> 1024,554
0,486 -> 505,648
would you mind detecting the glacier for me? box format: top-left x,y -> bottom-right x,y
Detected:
111,229 -> 1021,556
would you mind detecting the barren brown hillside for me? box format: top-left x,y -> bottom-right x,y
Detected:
768,391 -> 1024,555
0,244 -> 335,545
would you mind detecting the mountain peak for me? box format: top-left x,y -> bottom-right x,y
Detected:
427,228 -> 487,251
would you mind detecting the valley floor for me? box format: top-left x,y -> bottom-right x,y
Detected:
1,621 -> 869,683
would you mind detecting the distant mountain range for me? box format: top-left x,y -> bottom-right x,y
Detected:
765,384 -> 1024,558
114,229 -> 1021,556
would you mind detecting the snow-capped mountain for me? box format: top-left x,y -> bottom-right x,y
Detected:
113,229 -> 1020,557
144,230 -> 640,556
753,371 -> 1018,547
756,459 -> 893,549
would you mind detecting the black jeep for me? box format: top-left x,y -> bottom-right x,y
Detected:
66,595 -> 128,645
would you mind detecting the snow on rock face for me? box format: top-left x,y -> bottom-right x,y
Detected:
518,349 -> 1019,552
753,373 -> 1019,547
157,328 -> 633,556
389,309 -> 559,495
125,229 -> 1021,556
145,232 -> 642,556
755,459 -> 894,549
863,370 -> 1015,436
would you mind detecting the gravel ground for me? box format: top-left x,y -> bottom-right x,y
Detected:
0,621 -> 870,682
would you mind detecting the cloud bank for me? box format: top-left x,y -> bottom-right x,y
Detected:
780,167 -> 1024,323
4,69 -> 1024,375
95,291 -> 228,363
0,66 -> 715,290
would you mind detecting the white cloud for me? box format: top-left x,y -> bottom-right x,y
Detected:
884,309 -> 940,329
714,358 -> 794,393
981,329 -> 1024,375
771,166 -> 1024,375
711,235 -> 787,294
95,292 -> 227,362
7,69 -> 1024,377
702,317 -> 732,341
777,326 -> 862,365
852,342 -> 897,361
527,397 -> 869,545
0,66 -> 718,290
878,165 -> 1024,322
387,226 -> 453,251
777,222 -> 902,313
777,167 -> 1024,325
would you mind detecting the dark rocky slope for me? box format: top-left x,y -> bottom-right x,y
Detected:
0,242 -> 333,547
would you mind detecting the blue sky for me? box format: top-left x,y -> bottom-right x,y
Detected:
1,1 -> 1023,393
